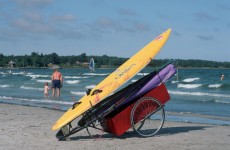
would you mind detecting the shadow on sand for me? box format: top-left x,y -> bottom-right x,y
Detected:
68,125 -> 211,141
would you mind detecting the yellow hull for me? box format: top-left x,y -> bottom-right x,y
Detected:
52,28 -> 172,131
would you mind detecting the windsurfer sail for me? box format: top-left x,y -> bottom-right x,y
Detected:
89,58 -> 95,72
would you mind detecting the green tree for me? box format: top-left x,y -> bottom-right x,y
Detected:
48,53 -> 60,64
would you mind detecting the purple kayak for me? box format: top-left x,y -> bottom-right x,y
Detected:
137,64 -> 176,96
119,63 -> 176,106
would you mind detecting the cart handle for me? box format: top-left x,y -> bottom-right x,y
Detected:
72,101 -> 82,109
91,89 -> 103,96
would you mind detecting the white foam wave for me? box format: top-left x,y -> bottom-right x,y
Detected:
36,79 -> 51,83
40,99 -> 73,105
131,79 -> 137,83
171,80 -> 179,84
169,90 -> 230,98
65,80 -> 80,84
12,72 -> 28,75
208,84 -> 222,88
0,96 -> 14,99
20,86 -> 43,91
215,100 -> 230,104
64,76 -> 88,79
85,85 -> 96,89
27,74 -> 50,79
83,73 -> 109,76
70,91 -> 86,96
137,73 -> 149,76
178,84 -> 202,89
0,96 -> 73,105
0,84 -> 11,88
183,77 -> 200,83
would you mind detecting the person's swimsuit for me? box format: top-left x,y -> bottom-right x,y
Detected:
52,72 -> 62,88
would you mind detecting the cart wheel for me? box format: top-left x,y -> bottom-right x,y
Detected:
130,97 -> 165,137
86,120 -> 104,139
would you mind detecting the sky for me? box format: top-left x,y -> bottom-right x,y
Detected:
0,0 -> 230,62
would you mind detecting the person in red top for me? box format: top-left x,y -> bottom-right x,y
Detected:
51,69 -> 63,97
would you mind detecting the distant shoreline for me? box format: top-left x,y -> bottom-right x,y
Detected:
1,52 -> 230,69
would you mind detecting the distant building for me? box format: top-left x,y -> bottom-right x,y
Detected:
81,62 -> 89,68
100,65 -> 109,68
76,61 -> 81,65
48,63 -> 62,69
9,60 -> 15,68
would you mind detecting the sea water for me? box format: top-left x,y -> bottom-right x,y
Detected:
0,68 -> 229,125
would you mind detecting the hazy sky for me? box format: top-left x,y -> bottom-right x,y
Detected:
0,0 -> 230,61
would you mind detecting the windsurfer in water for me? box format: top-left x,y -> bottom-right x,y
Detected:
51,69 -> 63,97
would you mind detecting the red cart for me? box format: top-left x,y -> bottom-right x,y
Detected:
84,83 -> 170,138
101,83 -> 170,137
56,62 -> 176,140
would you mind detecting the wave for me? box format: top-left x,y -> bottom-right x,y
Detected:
131,79 -> 137,83
177,83 -> 202,89
0,96 -> 14,99
171,80 -> 179,84
65,80 -> 80,84
36,79 -> 51,83
208,84 -> 222,88
137,73 -> 149,76
70,91 -> 86,96
12,72 -> 28,75
169,90 -> 230,98
1,71 -> 30,76
85,85 -> 96,89
0,96 -> 73,105
0,71 -> 7,75
26,74 -> 50,79
214,100 -> 230,104
82,73 -> 109,76
64,76 -> 88,79
169,90 -> 230,104
182,77 -> 200,83
0,84 -> 11,88
20,86 -> 43,91
206,83 -> 230,90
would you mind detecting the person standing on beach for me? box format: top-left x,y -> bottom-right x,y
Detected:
51,69 -> 63,97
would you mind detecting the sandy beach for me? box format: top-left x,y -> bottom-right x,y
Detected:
0,103 -> 229,150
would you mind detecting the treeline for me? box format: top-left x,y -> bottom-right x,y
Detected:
176,59 -> 230,68
149,59 -> 230,68
0,52 -> 230,68
0,52 -> 127,68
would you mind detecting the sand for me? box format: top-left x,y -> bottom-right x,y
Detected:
0,103 -> 229,150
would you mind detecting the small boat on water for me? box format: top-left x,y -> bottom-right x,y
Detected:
49,65 -> 62,70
